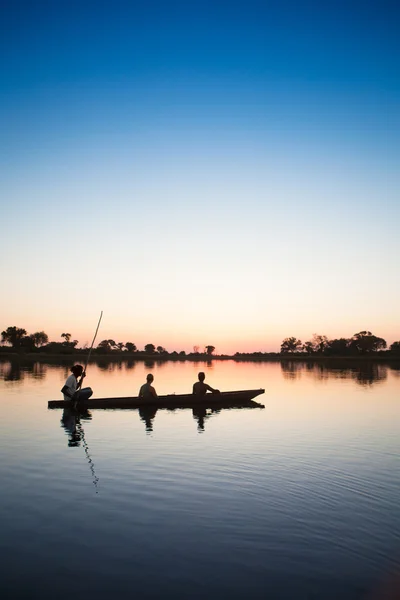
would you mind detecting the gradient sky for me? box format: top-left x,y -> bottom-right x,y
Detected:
1,0 -> 399,352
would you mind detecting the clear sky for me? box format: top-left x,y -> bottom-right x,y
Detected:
1,0 -> 399,352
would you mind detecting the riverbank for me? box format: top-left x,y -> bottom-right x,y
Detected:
0,350 -> 399,364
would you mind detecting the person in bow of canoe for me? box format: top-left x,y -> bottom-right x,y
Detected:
192,372 -> 220,396
139,373 -> 158,400
61,365 -> 93,406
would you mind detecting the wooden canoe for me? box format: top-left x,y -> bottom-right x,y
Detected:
48,389 -> 265,410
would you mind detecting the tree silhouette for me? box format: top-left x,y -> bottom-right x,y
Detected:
390,341 -> 400,353
156,346 -> 166,354
116,342 -> 125,351
30,331 -> 49,348
193,346 -> 200,354
21,335 -> 36,351
205,345 -> 215,355
144,343 -> 155,354
97,339 -> 116,353
350,331 -> 387,354
280,337 -> 302,353
325,338 -> 350,355
1,326 -> 27,348
61,333 -> 71,344
311,334 -> 329,354
125,342 -> 137,352
302,340 -> 315,354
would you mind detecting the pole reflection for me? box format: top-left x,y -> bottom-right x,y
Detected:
61,407 -> 99,492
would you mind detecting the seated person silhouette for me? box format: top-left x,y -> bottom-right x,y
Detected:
61,364 -> 93,408
139,373 -> 158,400
192,372 -> 219,396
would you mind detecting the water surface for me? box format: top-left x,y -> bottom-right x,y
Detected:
0,359 -> 399,599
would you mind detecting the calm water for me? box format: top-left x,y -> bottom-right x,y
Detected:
0,358 -> 399,599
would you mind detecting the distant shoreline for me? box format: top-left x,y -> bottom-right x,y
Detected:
0,351 -> 399,363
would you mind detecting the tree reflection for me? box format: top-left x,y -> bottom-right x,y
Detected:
280,360 -> 389,386
96,358 -> 118,372
301,361 -> 388,386
280,361 -> 303,380
313,363 -> 330,382
31,362 -> 47,380
353,363 -> 387,386
2,360 -> 23,382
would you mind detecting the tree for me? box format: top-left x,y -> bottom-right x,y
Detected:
21,335 -> 36,351
144,343 -> 155,354
193,345 -> 200,354
30,331 -> 49,348
205,345 -> 215,355
125,342 -> 137,352
325,338 -> 350,356
350,331 -> 387,354
61,332 -> 71,344
390,341 -> 400,353
116,342 -> 125,352
311,334 -> 329,354
156,346 -> 166,354
97,339 -> 116,353
302,340 -> 315,354
1,326 -> 27,348
280,337 -> 302,353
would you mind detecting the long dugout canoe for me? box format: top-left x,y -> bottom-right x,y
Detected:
48,389 -> 265,410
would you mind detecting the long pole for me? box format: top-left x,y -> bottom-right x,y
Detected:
84,311 -> 103,374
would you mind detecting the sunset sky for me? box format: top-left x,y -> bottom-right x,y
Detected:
1,1 -> 399,353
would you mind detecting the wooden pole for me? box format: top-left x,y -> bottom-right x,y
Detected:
84,311 -> 103,374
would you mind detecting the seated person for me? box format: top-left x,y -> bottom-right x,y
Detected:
61,364 -> 93,405
192,372 -> 219,396
139,373 -> 158,399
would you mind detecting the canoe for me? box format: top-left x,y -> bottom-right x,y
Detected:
48,389 -> 265,410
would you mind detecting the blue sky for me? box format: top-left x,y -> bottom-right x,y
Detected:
1,1 -> 399,351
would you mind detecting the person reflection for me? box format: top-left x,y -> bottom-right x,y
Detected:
61,407 -> 82,447
192,407 -> 211,432
61,407 -> 92,447
138,406 -> 158,433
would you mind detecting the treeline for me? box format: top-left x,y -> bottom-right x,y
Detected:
0,327 -> 216,356
1,326 -> 400,357
279,331 -> 400,355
